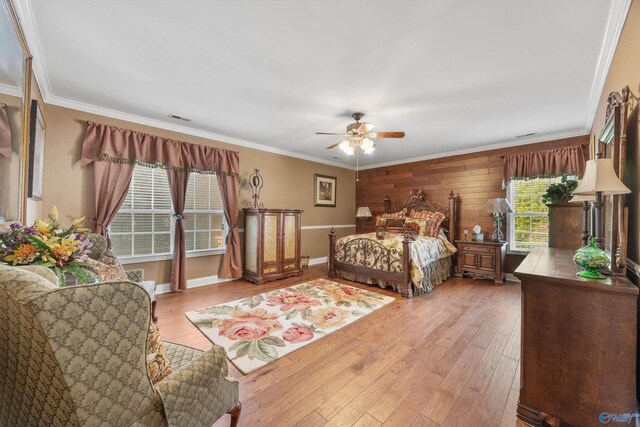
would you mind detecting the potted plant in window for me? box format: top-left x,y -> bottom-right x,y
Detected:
542,175 -> 583,249
541,175 -> 578,204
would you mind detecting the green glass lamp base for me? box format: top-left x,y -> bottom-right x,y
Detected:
577,269 -> 607,280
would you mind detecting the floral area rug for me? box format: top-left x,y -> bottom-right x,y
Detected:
185,278 -> 395,374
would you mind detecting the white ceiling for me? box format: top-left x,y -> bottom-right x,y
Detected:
16,0 -> 630,169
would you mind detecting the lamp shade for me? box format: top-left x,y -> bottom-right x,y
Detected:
356,207 -> 372,218
484,198 -> 513,214
569,194 -> 596,203
572,158 -> 630,195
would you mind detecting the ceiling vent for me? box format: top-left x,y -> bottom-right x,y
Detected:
168,114 -> 192,122
515,132 -> 536,138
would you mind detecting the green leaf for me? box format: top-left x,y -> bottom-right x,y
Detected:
248,339 -> 278,362
235,344 -> 250,358
200,306 -> 233,315
285,309 -> 298,320
53,267 -> 67,287
301,309 -> 310,320
192,320 -> 214,329
261,336 -> 285,347
336,301 -> 351,307
229,340 -> 251,353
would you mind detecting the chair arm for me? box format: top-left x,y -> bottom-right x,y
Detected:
154,345 -> 239,427
125,269 -> 144,282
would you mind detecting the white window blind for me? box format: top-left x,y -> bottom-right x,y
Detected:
507,176 -> 562,252
110,165 -> 226,260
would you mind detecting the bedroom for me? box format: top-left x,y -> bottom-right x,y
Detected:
0,1 -> 639,426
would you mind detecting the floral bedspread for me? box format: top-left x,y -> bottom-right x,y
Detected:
334,232 -> 457,287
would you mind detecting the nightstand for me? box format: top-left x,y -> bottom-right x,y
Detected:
455,240 -> 507,283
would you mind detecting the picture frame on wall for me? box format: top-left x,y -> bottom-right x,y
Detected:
314,174 -> 337,207
28,100 -> 45,200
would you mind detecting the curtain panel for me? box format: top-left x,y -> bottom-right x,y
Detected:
503,144 -> 587,187
82,121 -> 242,291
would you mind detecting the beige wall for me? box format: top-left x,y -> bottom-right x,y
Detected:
41,104 -> 356,284
26,73 -> 45,223
590,0 -> 640,270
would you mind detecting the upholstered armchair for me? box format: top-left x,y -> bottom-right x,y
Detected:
85,233 -> 159,321
0,265 -> 241,427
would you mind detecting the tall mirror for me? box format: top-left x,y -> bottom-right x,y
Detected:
599,87 -> 630,273
0,0 -> 32,229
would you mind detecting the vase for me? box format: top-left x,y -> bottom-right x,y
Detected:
573,236 -> 610,279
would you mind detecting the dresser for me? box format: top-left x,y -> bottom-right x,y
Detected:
455,240 -> 507,283
243,208 -> 303,285
515,247 -> 638,427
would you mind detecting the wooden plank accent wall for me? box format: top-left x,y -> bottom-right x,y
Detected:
356,135 -> 589,273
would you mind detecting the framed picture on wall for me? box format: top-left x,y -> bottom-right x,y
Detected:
314,174 -> 337,207
28,100 -> 45,200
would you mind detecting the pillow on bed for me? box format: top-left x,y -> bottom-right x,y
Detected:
376,218 -> 421,235
406,212 -> 446,237
381,208 -> 407,219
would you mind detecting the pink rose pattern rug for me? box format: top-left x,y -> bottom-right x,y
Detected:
185,278 -> 395,374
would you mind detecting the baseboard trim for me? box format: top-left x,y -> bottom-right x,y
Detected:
156,275 -> 234,294
309,256 -> 328,266
505,273 -> 520,283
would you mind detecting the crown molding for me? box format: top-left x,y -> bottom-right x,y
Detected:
583,0 -> 632,132
0,82 -> 21,98
359,128 -> 589,170
44,93 -> 353,169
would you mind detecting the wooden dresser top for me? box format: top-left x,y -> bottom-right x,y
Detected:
514,247 -> 638,296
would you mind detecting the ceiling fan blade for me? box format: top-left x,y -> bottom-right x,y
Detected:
325,141 -> 343,149
316,132 -> 348,136
367,131 -> 405,138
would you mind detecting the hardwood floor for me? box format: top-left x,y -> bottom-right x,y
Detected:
156,266 -> 522,427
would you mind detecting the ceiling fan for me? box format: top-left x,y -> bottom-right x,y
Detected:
316,112 -> 405,155
316,112 -> 405,180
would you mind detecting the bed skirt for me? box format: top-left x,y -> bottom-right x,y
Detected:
335,256 -> 452,296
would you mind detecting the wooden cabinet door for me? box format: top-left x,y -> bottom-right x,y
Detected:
462,252 -> 478,270
262,212 -> 281,274
478,253 -> 495,272
244,212 -> 259,273
281,212 -> 298,261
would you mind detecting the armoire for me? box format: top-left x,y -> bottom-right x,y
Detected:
242,208 -> 303,285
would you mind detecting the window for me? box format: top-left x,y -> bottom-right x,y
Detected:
110,166 -> 226,261
507,176 -> 562,252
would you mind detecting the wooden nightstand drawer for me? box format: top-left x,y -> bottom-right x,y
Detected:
461,245 -> 493,253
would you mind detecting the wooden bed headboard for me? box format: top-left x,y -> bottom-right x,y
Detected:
383,189 -> 458,239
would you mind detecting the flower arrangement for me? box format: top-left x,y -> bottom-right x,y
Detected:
0,207 -> 96,286
409,188 -> 426,201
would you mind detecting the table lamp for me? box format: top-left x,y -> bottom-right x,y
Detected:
568,191 -> 596,247
484,198 -> 513,242
571,157 -> 630,278
356,207 -> 372,234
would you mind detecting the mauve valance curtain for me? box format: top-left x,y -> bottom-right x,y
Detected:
0,105 -> 12,159
503,144 -> 587,187
82,121 -> 242,291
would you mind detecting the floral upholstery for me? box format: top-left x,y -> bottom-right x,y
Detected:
0,266 -> 240,427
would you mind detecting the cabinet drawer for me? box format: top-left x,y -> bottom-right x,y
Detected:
282,263 -> 298,271
263,266 -> 279,274
461,245 -> 493,253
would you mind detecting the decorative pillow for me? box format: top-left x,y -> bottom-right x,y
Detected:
381,208 -> 407,219
419,212 -> 446,237
147,323 -> 173,383
376,218 -> 420,235
85,258 -> 128,282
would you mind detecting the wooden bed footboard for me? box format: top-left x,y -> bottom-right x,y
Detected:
328,229 -> 413,298
328,191 -> 458,299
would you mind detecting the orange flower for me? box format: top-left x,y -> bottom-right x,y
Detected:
4,244 -> 38,265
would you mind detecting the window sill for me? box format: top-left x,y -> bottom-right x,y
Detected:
118,248 -> 226,265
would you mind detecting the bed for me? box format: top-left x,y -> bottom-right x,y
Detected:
328,190 -> 458,298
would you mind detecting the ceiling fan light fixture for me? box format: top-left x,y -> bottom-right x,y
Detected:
339,140 -> 355,156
